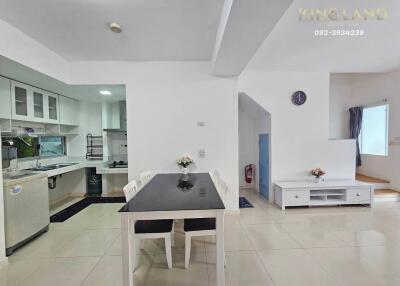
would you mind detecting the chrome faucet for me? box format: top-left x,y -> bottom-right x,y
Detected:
35,158 -> 41,168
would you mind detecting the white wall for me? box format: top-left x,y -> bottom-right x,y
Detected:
68,62 -> 239,210
67,101 -> 103,157
239,71 -> 356,200
329,74 -> 353,139
329,71 -> 400,190
348,72 -> 400,190
238,108 -> 257,187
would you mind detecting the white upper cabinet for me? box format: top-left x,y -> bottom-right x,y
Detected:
0,76 -> 11,119
11,81 -> 33,121
59,95 -> 79,126
45,92 -> 59,124
11,80 -> 60,124
32,88 -> 45,121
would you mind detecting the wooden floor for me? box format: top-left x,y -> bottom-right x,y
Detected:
356,173 -> 390,184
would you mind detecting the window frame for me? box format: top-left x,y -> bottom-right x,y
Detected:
359,103 -> 389,156
38,136 -> 67,157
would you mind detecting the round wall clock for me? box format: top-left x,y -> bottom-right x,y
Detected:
291,91 -> 307,106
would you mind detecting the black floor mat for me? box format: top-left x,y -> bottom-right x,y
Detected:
239,197 -> 254,208
50,196 -> 126,223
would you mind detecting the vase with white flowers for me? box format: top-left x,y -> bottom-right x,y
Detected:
176,156 -> 193,175
311,168 -> 326,183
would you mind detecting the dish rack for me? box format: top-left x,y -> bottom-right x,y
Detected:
86,133 -> 103,160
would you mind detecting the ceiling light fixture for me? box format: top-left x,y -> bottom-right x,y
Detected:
110,22 -> 122,33
99,90 -> 112,96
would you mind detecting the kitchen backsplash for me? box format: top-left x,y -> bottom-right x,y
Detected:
107,132 -> 127,162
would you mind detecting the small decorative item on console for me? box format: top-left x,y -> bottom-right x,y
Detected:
176,156 -> 193,175
311,167 -> 326,183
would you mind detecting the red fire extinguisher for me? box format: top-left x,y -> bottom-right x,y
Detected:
245,164 -> 253,184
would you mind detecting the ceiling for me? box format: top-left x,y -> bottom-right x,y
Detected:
0,0 -> 224,61
1,0 -> 399,74
247,0 -> 400,73
0,55 -> 125,102
69,85 -> 126,102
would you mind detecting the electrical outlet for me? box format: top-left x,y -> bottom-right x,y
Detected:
198,149 -> 206,158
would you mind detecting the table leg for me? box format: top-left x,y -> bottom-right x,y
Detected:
216,210 -> 225,286
122,214 -> 134,286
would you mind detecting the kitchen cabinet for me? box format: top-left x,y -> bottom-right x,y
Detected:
11,81 -> 60,124
0,76 -> 11,119
32,88 -> 45,120
45,92 -> 59,124
59,95 -> 79,126
11,81 -> 31,121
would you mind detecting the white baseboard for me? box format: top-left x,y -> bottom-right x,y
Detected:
225,209 -> 240,215
0,257 -> 9,270
240,185 -> 255,189
49,193 -> 74,208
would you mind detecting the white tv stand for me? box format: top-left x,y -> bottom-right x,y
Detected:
274,180 -> 374,210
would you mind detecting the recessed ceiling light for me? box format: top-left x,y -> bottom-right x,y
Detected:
110,22 -> 122,33
99,90 -> 112,95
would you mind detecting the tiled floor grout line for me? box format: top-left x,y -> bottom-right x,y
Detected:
242,204 -> 281,286
79,256 -> 103,286
254,251 -> 277,286
203,239 -> 212,286
240,201 -> 277,286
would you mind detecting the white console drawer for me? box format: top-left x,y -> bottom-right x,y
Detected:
347,188 -> 371,202
284,189 -> 309,205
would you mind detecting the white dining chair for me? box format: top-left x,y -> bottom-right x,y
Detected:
123,180 -> 139,201
139,170 -> 152,187
123,180 -> 173,269
184,175 -> 227,269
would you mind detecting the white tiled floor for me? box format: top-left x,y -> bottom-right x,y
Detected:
2,189 -> 400,285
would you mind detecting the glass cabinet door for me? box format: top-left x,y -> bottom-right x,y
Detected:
48,95 -> 58,120
33,91 -> 44,118
15,86 -> 28,116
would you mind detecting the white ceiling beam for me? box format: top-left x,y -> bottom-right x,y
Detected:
212,0 -> 293,77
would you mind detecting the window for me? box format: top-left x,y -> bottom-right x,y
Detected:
359,104 -> 389,156
39,136 -> 66,157
2,136 -> 66,159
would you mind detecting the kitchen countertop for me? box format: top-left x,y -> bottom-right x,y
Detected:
2,158 -> 128,184
45,160 -> 129,176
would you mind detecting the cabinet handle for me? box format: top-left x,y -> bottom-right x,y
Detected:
356,193 -> 361,197
295,195 -> 299,199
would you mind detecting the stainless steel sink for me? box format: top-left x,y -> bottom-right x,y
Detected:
49,163 -> 79,168
28,166 -> 57,171
27,162 -> 79,171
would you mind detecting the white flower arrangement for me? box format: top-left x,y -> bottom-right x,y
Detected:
176,156 -> 193,168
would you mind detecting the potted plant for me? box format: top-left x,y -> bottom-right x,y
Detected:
176,156 -> 193,175
311,167 -> 326,183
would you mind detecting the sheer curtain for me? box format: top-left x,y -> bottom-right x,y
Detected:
349,106 -> 363,167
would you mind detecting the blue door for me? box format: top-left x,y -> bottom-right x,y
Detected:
259,134 -> 269,198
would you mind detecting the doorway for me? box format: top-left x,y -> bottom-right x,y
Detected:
238,93 -> 271,199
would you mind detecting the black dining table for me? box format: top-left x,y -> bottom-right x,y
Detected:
119,173 -> 226,286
